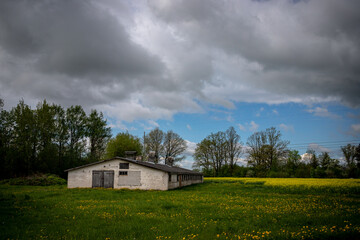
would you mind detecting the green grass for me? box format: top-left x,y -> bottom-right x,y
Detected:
1,178 -> 360,240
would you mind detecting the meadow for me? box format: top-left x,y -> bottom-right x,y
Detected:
1,178 -> 360,240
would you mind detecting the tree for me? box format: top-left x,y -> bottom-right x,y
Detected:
307,149 -> 319,169
105,132 -> 142,159
0,106 -> 14,179
86,110 -> 111,162
193,131 -> 227,176
162,130 -> 187,166
287,150 -> 301,167
53,105 -> 68,176
144,128 -> 164,163
225,126 -> 242,174
11,100 -> 37,176
341,144 -> 357,168
193,138 -> 213,173
356,144 -> 360,168
66,105 -> 87,166
36,100 -> 57,173
319,152 -> 331,169
247,127 -> 289,174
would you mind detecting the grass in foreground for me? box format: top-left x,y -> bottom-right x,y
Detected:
1,178 -> 360,240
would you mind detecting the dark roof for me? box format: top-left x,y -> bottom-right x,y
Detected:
65,157 -> 202,175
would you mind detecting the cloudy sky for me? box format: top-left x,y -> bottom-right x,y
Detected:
1,0 -> 359,168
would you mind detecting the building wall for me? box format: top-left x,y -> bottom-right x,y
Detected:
168,174 -> 203,189
67,159 -> 168,190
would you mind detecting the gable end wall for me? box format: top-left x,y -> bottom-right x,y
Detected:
67,159 -> 168,190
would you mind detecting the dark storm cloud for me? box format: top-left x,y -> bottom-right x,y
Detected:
0,0 -> 359,124
149,0 -> 360,107
0,0 -> 162,78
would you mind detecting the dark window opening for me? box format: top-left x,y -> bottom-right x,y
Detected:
119,171 -> 128,176
120,163 -> 129,169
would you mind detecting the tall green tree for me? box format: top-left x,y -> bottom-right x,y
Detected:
11,100 -> 37,176
307,149 -> 319,169
66,105 -> 87,166
144,128 -> 164,163
355,144 -> 360,168
162,130 -> 187,166
193,138 -> 213,173
86,110 -> 111,162
105,132 -> 142,159
341,144 -> 357,174
193,131 -> 227,176
36,100 -> 57,173
53,105 -> 68,176
247,127 -> 289,174
286,150 -> 301,172
225,126 -> 242,174
319,152 -> 332,169
0,106 -> 14,178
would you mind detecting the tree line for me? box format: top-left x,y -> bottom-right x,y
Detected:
2,98 -> 359,179
0,99 -> 111,178
193,126 -> 360,178
105,128 -> 187,166
0,99 -> 188,179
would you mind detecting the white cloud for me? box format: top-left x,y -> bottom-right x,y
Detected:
272,109 -> 279,115
186,124 -> 192,130
238,124 -> 246,131
237,121 -> 259,132
308,143 -> 332,153
306,107 -> 340,118
184,140 -> 197,156
256,107 -> 264,117
249,121 -> 259,132
350,124 -> 360,137
301,153 -> 312,163
279,123 -> 294,132
226,114 -> 234,122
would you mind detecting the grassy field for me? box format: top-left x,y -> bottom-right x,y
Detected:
1,178 -> 360,240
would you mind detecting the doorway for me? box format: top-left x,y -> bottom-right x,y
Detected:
92,170 -> 114,188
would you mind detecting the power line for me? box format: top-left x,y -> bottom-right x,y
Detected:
288,140 -> 360,146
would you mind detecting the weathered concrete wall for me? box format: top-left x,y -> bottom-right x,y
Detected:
67,159 -> 168,190
168,174 -> 203,189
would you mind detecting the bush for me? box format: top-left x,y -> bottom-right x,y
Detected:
0,174 -> 66,186
267,171 -> 290,178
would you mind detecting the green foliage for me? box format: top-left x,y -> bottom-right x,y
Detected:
162,130 -> 187,166
194,127 -> 241,176
1,174 -> 66,186
0,99 -> 112,179
143,128 -> 187,165
86,110 -> 111,162
105,132 -> 142,159
247,127 -> 289,173
144,127 -> 164,163
1,179 -> 359,239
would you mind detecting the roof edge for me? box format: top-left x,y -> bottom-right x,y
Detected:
64,157 -> 202,175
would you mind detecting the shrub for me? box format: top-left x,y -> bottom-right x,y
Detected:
0,174 -> 66,186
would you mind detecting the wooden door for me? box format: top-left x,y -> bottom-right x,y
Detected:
104,171 -> 114,188
92,171 -> 104,188
92,170 -> 114,188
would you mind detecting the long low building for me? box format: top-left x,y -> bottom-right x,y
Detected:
65,157 -> 203,190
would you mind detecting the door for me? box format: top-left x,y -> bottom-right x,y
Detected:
104,171 -> 114,188
92,170 -> 114,188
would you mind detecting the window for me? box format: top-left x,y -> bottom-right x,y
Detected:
119,171 -> 128,176
169,173 -> 171,182
120,163 -> 129,169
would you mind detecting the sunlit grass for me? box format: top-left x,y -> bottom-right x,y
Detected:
1,178 -> 360,239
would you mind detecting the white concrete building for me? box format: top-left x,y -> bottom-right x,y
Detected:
65,157 -> 203,190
